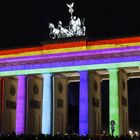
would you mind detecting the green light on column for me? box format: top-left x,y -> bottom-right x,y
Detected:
108,68 -> 119,136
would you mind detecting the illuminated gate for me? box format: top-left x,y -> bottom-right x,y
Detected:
0,36 -> 140,135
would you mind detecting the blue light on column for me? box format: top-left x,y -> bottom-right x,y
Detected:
79,71 -> 88,135
42,74 -> 52,134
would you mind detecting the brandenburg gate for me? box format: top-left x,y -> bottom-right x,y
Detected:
0,36 -> 140,136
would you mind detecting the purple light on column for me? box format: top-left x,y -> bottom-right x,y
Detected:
79,71 -> 88,135
16,76 -> 26,135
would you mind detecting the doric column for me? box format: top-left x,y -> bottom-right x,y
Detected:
79,71 -> 88,135
108,68 -> 119,136
16,75 -> 26,135
42,74 -> 52,134
118,69 -> 128,135
0,78 -> 4,131
88,71 -> 101,135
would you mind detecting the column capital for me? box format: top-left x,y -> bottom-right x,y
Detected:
17,75 -> 26,78
107,68 -> 119,73
79,70 -> 88,72
42,73 -> 52,77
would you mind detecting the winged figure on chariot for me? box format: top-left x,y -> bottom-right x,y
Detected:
49,2 -> 86,39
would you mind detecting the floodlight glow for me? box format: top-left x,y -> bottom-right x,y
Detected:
16,76 -> 26,134
108,69 -> 119,136
135,131 -> 138,136
129,130 -> 133,137
79,71 -> 88,135
42,74 -> 52,134
129,130 -> 132,135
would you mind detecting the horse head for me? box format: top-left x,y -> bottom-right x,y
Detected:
48,23 -> 55,29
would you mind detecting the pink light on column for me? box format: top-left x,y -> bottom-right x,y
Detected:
16,76 -> 26,135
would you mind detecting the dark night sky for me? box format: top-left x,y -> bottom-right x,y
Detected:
1,0 -> 140,49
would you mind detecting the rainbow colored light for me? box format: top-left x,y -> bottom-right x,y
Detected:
0,61 -> 140,77
1,36 -> 140,136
